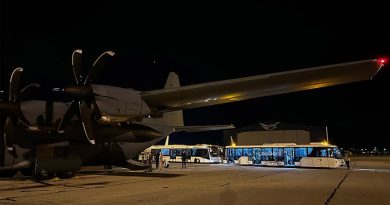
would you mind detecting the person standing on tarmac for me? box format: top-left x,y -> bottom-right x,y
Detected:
181,150 -> 187,168
155,151 -> 160,170
345,153 -> 350,170
159,151 -> 164,170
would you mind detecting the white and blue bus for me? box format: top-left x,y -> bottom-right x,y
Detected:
225,142 -> 345,168
147,144 -> 224,163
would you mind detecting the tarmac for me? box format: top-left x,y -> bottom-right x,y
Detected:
0,159 -> 390,205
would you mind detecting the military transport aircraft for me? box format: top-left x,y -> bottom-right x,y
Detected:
0,49 -> 384,179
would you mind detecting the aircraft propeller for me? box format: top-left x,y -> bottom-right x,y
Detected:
57,49 -> 115,144
0,68 -> 39,152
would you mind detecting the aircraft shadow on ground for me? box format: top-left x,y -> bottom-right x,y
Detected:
77,170 -> 184,178
0,176 -> 32,182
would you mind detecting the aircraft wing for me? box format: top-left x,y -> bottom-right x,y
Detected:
173,124 -> 235,132
141,59 -> 383,112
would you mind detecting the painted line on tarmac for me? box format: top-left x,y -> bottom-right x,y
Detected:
353,168 -> 390,172
324,171 -> 350,205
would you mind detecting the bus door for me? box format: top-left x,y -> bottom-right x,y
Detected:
311,148 -> 329,167
319,148 -> 329,167
308,148 -> 321,167
253,148 -> 261,165
284,148 -> 294,166
169,149 -> 177,161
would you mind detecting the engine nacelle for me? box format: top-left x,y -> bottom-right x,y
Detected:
92,84 -> 151,120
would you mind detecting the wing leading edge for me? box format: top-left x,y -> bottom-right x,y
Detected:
141,59 -> 383,112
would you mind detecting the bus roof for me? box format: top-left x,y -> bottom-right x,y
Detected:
149,144 -> 223,149
225,142 -> 337,148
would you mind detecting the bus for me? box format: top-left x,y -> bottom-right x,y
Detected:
146,144 -> 224,163
225,142 -> 346,168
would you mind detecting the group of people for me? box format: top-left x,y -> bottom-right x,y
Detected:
142,150 -> 188,171
154,151 -> 170,170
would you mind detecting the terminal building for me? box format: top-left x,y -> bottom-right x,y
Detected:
223,121 -> 328,146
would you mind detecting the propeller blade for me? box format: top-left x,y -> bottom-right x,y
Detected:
9,67 -> 23,102
4,116 -> 15,151
79,100 -> 95,144
84,51 -> 115,85
72,49 -> 83,85
17,83 -> 41,101
58,100 -> 78,133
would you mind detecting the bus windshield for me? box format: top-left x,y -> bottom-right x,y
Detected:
209,147 -> 222,157
333,148 -> 344,159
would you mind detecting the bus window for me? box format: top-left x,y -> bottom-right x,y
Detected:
308,147 -> 315,157
253,148 -> 261,164
243,148 -> 252,157
332,148 -> 343,159
227,148 -> 235,162
169,149 -> 176,160
327,148 -> 334,158
273,148 -> 284,161
227,148 -> 235,159
161,149 -> 169,156
294,148 -> 307,161
192,148 -> 209,159
284,148 -> 294,165
235,149 -> 243,158
319,147 -> 328,157
262,148 -> 272,161
307,147 -> 328,157
192,149 -> 196,156
209,147 -> 221,157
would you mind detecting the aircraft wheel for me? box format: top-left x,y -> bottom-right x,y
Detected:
0,170 -> 18,177
56,171 -> 76,179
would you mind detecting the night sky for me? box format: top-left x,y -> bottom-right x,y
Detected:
1,2 -> 390,148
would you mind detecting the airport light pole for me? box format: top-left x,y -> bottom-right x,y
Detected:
325,126 -> 329,143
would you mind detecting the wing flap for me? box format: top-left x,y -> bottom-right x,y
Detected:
142,59 -> 382,111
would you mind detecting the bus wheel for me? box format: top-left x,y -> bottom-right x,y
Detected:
0,170 -> 17,177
